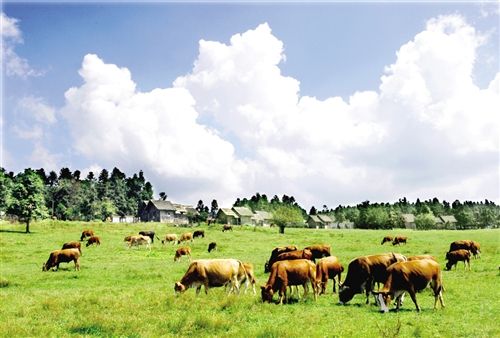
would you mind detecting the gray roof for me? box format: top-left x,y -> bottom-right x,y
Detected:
149,200 -> 176,211
440,215 -> 457,223
317,214 -> 333,223
219,208 -> 239,218
254,210 -> 272,220
308,215 -> 322,223
401,214 -> 415,222
232,206 -> 254,217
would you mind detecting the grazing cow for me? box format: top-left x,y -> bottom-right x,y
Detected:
124,235 -> 133,242
392,236 -> 407,246
61,241 -> 81,254
42,248 -> 81,271
161,234 -> 178,245
86,236 -> 101,247
407,255 -> 437,262
177,232 -> 193,244
304,244 -> 331,261
127,235 -> 152,250
227,262 -> 256,294
445,249 -> 471,271
373,259 -> 445,312
193,230 -> 205,238
381,236 -> 393,245
264,245 -> 299,273
261,259 -> 317,304
222,224 -> 233,232
174,259 -> 247,295
339,253 -> 407,305
316,256 -> 344,294
80,229 -> 95,241
275,249 -> 313,263
208,242 -> 217,253
174,247 -> 192,262
449,240 -> 481,258
139,231 -> 160,243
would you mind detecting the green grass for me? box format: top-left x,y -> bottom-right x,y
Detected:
0,220 -> 499,337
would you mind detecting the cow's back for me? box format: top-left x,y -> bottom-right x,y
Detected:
195,259 -> 241,286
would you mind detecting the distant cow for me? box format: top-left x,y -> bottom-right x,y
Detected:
61,241 -> 81,254
162,234 -> 178,245
449,240 -> 481,258
42,248 -> 81,271
261,259 -> 317,304
392,236 -> 407,246
174,247 -> 192,262
86,236 -> 101,247
446,249 -> 471,271
178,232 -> 193,244
373,259 -> 445,312
316,256 -> 344,294
139,231 -> 160,243
174,259 -> 247,295
208,242 -> 217,253
80,229 -> 95,241
304,244 -> 331,261
264,245 -> 299,273
222,224 -> 233,232
381,236 -> 393,245
407,255 -> 437,262
124,235 -> 133,242
127,235 -> 151,250
339,253 -> 407,305
193,230 -> 205,238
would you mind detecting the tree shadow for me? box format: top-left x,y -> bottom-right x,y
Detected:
0,229 -> 30,234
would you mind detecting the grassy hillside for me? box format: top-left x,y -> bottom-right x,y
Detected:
0,221 -> 498,337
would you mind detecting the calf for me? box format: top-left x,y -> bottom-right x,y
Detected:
445,249 -> 471,271
161,234 -> 178,245
139,231 -> 159,243
261,259 -> 317,304
449,240 -> 481,259
392,236 -> 407,246
61,241 -> 81,254
304,244 -> 331,261
316,256 -> 344,294
177,232 -> 193,244
80,229 -> 95,241
86,236 -> 101,247
42,248 -> 81,271
208,242 -> 217,253
222,224 -> 233,232
373,259 -> 445,312
264,245 -> 299,273
193,230 -> 205,238
381,236 -> 393,245
174,247 -> 192,262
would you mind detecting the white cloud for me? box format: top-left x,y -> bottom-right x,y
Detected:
18,96 -> 57,124
12,124 -> 43,140
29,143 -> 60,172
61,16 -> 499,207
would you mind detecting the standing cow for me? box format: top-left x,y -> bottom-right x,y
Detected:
86,236 -> 101,247
381,236 -> 393,245
449,240 -> 481,259
316,256 -> 344,294
177,232 -> 193,244
61,241 -> 82,254
139,231 -> 160,244
80,229 -> 95,241
43,248 -> 81,271
392,236 -> 407,246
445,249 -> 471,271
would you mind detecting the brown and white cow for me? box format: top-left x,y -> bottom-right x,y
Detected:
304,244 -> 331,261
86,236 -> 101,247
381,236 -> 393,245
174,259 -> 247,295
161,234 -> 178,245
227,262 -> 256,294
222,224 -> 233,232
174,247 -> 192,262
127,235 -> 151,250
61,241 -> 82,254
261,259 -> 317,304
373,259 -> 445,312
392,236 -> 407,246
80,229 -> 95,241
339,253 -> 407,305
445,249 -> 471,271
316,256 -> 344,294
449,240 -> 481,259
139,231 -> 160,243
264,245 -> 299,273
42,248 -> 81,271
177,232 -> 193,244
407,255 -> 437,262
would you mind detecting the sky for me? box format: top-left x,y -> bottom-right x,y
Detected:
1,2 -> 499,209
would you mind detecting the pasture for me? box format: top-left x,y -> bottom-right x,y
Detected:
0,221 -> 498,337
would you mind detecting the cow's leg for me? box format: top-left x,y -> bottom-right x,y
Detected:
365,279 -> 373,304
203,281 -> 210,295
311,279 -> 317,301
196,285 -> 202,295
393,290 -> 404,311
408,288 -> 420,312
75,258 -> 80,271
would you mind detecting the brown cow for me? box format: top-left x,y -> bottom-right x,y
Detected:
42,248 -> 81,271
276,249 -> 313,263
373,259 -> 445,312
124,235 -> 134,242
174,259 -> 247,295
304,244 -> 331,261
261,259 -> 317,304
381,236 -> 393,245
222,224 -> 233,232
161,234 -> 178,245
177,232 -> 193,244
174,247 -> 192,262
80,229 -> 95,241
264,245 -> 299,273
392,236 -> 407,246
445,249 -> 471,271
339,253 -> 407,305
407,255 -> 437,262
127,235 -> 151,250
61,241 -> 82,254
208,242 -> 217,253
316,256 -> 344,294
449,240 -> 481,258
86,236 -> 101,247
139,231 -> 159,243
193,230 -> 205,238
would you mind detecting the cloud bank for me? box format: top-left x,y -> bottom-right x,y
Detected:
61,15 -> 499,206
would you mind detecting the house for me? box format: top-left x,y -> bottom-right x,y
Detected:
216,208 -> 239,225
439,215 -> 457,229
139,200 -> 176,223
253,210 -> 273,227
111,215 -> 137,223
401,214 -> 416,230
232,206 -> 254,225
317,214 -> 334,228
307,215 -> 323,228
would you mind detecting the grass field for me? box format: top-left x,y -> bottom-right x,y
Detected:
0,221 -> 499,338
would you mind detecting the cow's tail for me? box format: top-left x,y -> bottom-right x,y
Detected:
238,260 -> 249,293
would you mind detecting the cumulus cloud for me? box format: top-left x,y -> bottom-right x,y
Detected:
62,17 -> 499,206
18,96 -> 57,124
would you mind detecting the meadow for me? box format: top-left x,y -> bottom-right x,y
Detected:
0,221 -> 498,338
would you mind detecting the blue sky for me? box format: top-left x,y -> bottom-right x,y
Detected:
2,2 -> 499,207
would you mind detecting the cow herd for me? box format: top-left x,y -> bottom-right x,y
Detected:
41,228 -> 483,313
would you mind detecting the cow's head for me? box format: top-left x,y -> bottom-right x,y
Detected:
445,261 -> 453,271
174,282 -> 186,294
372,291 -> 391,313
42,263 -> 48,272
338,285 -> 355,304
260,285 -> 274,303
264,261 -> 270,273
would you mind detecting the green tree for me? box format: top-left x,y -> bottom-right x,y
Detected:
0,169 -> 14,215
272,204 -> 304,234
8,169 -> 48,233
415,213 -> 436,230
